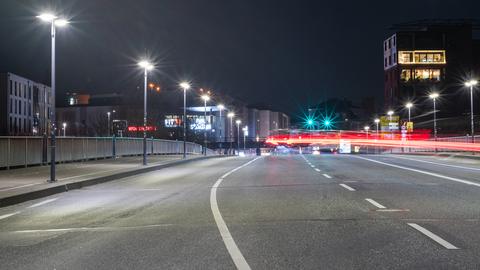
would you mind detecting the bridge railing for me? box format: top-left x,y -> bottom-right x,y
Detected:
0,136 -> 210,169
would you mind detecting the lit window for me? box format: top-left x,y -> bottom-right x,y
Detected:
401,69 -> 412,82
413,69 -> 441,81
398,50 -> 446,64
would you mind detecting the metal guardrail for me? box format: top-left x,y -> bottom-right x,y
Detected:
0,136 -> 213,169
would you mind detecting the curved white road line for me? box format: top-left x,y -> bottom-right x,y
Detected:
210,157 -> 261,270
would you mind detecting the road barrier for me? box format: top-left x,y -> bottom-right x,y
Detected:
0,136 -> 214,169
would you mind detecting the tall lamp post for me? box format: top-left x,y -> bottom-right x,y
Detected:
364,126 -> 370,153
387,110 -> 394,139
429,92 -> 439,141
374,118 -> 380,154
201,94 -> 210,156
138,60 -> 154,166
466,80 -> 478,143
228,112 -> 234,153
179,82 -> 190,158
217,104 -> 225,151
37,13 -> 69,183
405,102 -> 413,122
236,119 -> 241,154
243,125 -> 248,151
107,111 -> 111,136
62,122 -> 67,137
374,118 -> 380,137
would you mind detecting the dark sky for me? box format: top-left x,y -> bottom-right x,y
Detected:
1,0 -> 479,116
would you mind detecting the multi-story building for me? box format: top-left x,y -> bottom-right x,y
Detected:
383,20 -> 480,127
0,72 -> 52,136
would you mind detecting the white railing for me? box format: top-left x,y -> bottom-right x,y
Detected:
0,136 -> 212,169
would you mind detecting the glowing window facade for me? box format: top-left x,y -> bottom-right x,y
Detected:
398,50 -> 446,64
400,68 -> 441,82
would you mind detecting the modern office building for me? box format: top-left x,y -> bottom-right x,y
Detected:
0,72 -> 52,136
383,20 -> 480,123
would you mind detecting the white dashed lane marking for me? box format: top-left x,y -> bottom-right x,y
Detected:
339,183 -> 355,191
408,223 -> 459,250
365,198 -> 386,209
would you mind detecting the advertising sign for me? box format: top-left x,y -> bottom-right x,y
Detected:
380,115 -> 399,131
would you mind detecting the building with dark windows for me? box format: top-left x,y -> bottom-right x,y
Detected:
0,72 -> 52,136
383,20 -> 480,132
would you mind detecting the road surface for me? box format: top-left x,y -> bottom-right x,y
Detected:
1,154 -> 480,269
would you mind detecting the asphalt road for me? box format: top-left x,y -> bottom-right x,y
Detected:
1,153 -> 480,269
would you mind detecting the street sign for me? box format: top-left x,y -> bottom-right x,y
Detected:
407,121 -> 414,133
339,139 -> 351,154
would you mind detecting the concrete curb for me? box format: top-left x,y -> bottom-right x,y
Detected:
0,155 -> 220,208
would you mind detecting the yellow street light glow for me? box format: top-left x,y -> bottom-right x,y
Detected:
179,82 -> 190,90
138,61 -> 153,70
429,92 -> 439,99
201,94 -> 210,101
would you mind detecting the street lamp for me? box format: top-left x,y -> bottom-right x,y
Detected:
466,79 -> 478,143
364,125 -> 370,153
405,102 -> 413,122
243,125 -> 248,151
107,111 -> 111,136
235,119 -> 241,154
228,112 -> 235,153
62,122 -> 67,137
429,92 -> 439,141
138,60 -> 154,166
387,110 -> 394,139
179,82 -> 190,158
201,94 -> 210,156
37,13 -> 69,183
374,118 -> 380,136
217,104 -> 225,150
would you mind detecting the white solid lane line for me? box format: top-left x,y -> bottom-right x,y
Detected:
28,198 -> 58,208
314,168 -> 321,172
211,157 -> 261,270
0,211 -> 20,220
387,155 -> 480,171
365,198 -> 386,209
339,183 -> 355,191
407,223 -> 459,249
322,174 -> 332,179
353,156 -> 480,188
310,165 -> 315,168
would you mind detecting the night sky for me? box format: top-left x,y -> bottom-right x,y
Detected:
1,0 -> 479,116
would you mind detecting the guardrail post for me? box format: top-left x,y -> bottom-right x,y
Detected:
42,133 -> 47,165
7,137 -> 10,170
151,137 -> 154,155
112,135 -> 116,158
25,137 -> 28,168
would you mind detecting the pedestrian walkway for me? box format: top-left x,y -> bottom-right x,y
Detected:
0,154 -> 203,205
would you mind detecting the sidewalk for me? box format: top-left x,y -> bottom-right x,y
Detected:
0,154 -> 213,207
